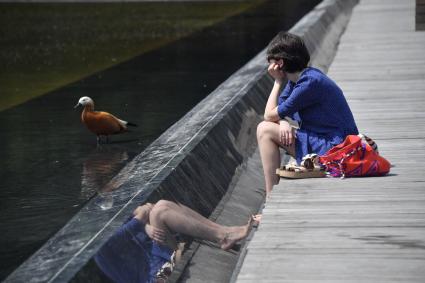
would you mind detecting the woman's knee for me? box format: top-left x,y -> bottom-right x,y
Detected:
155,200 -> 173,209
150,200 -> 172,221
257,121 -> 273,140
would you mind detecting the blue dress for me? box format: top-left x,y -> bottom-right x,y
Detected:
95,218 -> 173,283
277,67 -> 358,164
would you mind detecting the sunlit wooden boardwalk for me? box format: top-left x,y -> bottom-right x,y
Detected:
236,0 -> 425,281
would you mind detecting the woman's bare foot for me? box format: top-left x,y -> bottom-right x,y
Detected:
220,218 -> 252,250
252,214 -> 262,224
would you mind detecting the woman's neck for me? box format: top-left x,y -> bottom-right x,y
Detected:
286,68 -> 307,83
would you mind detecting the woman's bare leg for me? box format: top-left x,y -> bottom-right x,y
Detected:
170,201 -> 223,230
257,121 -> 295,198
149,200 -> 250,250
162,201 -> 248,237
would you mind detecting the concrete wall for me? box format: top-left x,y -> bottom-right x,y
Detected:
5,0 -> 358,282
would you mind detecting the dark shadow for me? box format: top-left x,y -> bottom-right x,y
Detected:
384,173 -> 399,177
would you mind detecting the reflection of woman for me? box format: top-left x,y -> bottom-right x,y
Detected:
257,32 -> 358,197
95,200 -> 252,283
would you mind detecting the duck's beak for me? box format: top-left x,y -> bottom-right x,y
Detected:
74,103 -> 81,109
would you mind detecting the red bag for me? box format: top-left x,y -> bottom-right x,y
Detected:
319,135 -> 391,178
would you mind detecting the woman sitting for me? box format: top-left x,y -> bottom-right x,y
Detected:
257,32 -> 358,197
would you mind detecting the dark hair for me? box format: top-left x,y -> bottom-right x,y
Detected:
266,32 -> 310,73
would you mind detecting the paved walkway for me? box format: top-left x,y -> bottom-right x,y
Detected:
236,0 -> 425,282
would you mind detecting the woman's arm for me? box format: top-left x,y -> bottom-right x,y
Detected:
277,77 -> 320,118
264,62 -> 286,122
264,80 -> 282,122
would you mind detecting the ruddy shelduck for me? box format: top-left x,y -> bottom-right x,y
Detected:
74,96 -> 137,144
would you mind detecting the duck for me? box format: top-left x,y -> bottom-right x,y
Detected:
74,96 -> 137,144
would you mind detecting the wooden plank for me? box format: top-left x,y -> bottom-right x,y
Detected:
238,256 -> 425,282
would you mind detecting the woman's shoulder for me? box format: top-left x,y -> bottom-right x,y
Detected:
301,67 -> 326,80
295,67 -> 322,87
300,67 -> 339,89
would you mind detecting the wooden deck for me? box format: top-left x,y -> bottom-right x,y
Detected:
236,0 -> 425,282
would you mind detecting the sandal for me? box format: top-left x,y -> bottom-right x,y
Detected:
276,154 -> 326,179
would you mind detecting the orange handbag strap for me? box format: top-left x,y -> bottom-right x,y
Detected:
358,134 -> 379,154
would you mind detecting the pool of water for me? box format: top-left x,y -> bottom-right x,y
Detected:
0,0 -> 320,280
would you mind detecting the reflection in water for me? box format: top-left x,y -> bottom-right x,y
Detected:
80,145 -> 130,201
96,193 -> 115,211
94,201 -> 251,283
94,216 -> 173,283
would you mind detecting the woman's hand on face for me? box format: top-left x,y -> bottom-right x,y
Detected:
268,62 -> 285,83
145,224 -> 166,244
279,120 -> 294,146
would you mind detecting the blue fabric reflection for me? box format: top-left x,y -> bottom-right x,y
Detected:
95,218 -> 173,283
